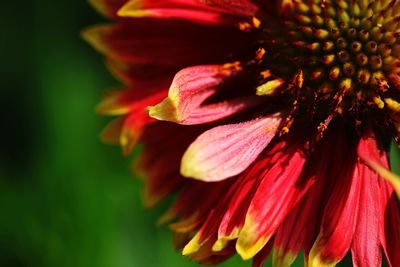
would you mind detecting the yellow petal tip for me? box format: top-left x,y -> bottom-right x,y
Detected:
117,1 -> 153,18
236,215 -> 270,260
182,234 -> 201,256
81,25 -> 110,55
180,148 -> 209,181
147,98 -> 178,122
308,246 -> 337,267
212,239 -> 229,252
272,248 -> 297,267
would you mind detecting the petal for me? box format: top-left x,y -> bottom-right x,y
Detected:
273,184 -> 322,267
198,0 -> 259,16
273,130 -> 353,266
148,64 -> 262,125
358,132 -> 400,198
100,117 -> 124,144
236,138 -> 310,260
180,114 -> 282,181
117,0 -> 258,25
182,170 -> 255,254
97,85 -> 167,116
252,238 -> 274,267
83,22 -> 251,67
89,0 -> 128,18
354,132 -> 400,267
381,185 -> 400,267
96,84 -> 168,154
105,59 -> 176,85
186,236 -> 236,264
214,171 -> 261,251
308,147 -> 360,267
133,122 -> 207,206
196,184 -> 247,249
361,159 -> 400,199
119,112 -> 155,155
351,160 -> 382,267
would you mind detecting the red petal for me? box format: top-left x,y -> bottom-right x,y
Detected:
117,0 -> 258,25
236,138 -> 311,260
181,114 -> 282,181
252,238 -> 274,267
148,64 -> 261,125
198,0 -> 259,16
134,122 -> 207,206
274,130 -> 354,265
381,183 -> 400,267
96,83 -> 168,154
215,169 -> 261,250
97,84 -> 167,116
105,59 -> 177,85
351,161 -> 382,267
308,146 -> 360,266
83,21 -> 252,67
358,132 -> 400,198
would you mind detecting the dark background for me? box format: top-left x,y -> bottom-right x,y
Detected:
2,0 -> 391,266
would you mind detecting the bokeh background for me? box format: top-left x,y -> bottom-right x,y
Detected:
1,1 -> 397,267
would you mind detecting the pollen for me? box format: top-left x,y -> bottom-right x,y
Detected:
256,0 -> 400,138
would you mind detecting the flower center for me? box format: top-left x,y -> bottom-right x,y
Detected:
255,0 -> 400,138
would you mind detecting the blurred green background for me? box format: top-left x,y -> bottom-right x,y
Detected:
1,1 -> 395,267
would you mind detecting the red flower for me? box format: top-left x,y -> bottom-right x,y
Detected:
84,0 -> 400,266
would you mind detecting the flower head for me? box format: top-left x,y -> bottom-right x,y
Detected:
85,0 -> 400,266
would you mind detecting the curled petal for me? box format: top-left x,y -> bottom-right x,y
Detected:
148,64 -> 261,125
181,114 -> 282,181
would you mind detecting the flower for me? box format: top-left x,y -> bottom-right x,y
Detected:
84,0 -> 400,266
